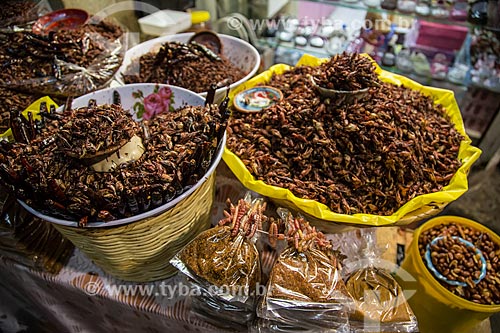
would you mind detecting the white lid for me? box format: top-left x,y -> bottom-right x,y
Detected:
138,10 -> 190,28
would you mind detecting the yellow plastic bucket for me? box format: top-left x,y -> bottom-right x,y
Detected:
398,216 -> 500,333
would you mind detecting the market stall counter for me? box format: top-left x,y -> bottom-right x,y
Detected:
0,162 -> 493,333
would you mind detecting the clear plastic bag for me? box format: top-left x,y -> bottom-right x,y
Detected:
170,193 -> 266,329
257,209 -> 351,332
343,229 -> 419,333
0,0 -> 51,28
0,20 -> 125,97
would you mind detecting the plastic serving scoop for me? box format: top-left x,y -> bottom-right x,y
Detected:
424,235 -> 487,287
61,91 -> 145,169
188,30 -> 222,54
32,9 -> 89,35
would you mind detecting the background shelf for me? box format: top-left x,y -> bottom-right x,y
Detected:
291,0 -> 500,31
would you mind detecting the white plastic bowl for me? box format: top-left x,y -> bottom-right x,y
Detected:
19,83 -> 225,228
115,32 -> 260,104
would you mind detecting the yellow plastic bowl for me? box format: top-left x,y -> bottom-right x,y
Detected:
223,54 -> 481,229
398,216 -> 500,333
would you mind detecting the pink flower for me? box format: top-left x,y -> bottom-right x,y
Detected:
158,87 -> 172,111
158,86 -> 172,100
143,93 -> 166,120
162,100 -> 170,112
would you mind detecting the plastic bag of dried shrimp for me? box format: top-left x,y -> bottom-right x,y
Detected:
342,228 -> 419,333
170,192 -> 267,330
256,209 -> 352,332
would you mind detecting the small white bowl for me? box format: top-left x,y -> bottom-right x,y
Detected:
19,83 -> 225,228
115,32 -> 260,104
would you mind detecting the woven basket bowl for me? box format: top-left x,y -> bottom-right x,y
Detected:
51,174 -> 215,282
18,84 -> 223,281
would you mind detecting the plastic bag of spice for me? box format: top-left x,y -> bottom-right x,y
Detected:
343,229 -> 419,333
257,209 -> 351,332
0,19 -> 125,98
170,193 -> 267,329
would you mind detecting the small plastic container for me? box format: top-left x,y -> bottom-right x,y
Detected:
189,10 -> 211,31
415,0 -> 431,16
398,0 -> 417,13
363,0 -> 382,7
138,10 -> 191,36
